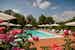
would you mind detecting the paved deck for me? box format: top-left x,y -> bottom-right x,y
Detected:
30,37 -> 64,50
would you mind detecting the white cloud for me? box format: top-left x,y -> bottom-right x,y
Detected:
39,1 -> 51,9
12,9 -> 19,13
62,11 -> 75,17
52,14 -> 65,22
52,11 -> 75,22
33,2 -> 37,8
32,0 -> 51,9
36,0 -> 42,5
51,6 -> 58,10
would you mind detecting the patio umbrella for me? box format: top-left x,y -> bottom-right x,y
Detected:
0,19 -> 4,23
9,29 -> 23,35
0,13 -> 16,20
38,24 -> 51,27
15,24 -> 21,26
0,34 -> 7,40
25,24 -> 32,27
0,22 -> 21,27
0,27 -> 6,31
38,24 -> 46,27
65,22 -> 75,26
0,22 -> 15,26
45,24 -> 50,27
50,24 -> 60,26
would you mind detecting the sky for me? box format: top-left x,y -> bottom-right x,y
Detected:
0,0 -> 75,22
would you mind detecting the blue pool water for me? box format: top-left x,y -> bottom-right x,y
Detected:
26,30 -> 62,39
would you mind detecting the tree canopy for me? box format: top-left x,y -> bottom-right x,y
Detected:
38,14 -> 54,24
46,16 -> 54,24
26,14 -> 37,26
2,9 -> 56,26
39,14 -> 46,24
13,13 -> 26,25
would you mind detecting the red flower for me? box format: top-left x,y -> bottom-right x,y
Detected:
51,44 -> 59,48
64,30 -> 69,36
52,47 -> 63,50
51,44 -> 62,50
36,37 -> 39,41
32,36 -> 39,41
32,37 -> 36,40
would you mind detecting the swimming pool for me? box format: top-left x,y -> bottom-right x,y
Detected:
26,30 -> 63,39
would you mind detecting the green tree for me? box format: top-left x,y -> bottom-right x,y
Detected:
26,14 -> 34,24
13,13 -> 26,26
31,18 -> 37,26
69,16 -> 75,22
4,9 -> 26,27
46,16 -> 54,24
39,14 -> 46,24
26,14 -> 37,26
4,9 -> 15,15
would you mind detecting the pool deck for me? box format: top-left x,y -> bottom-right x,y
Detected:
30,30 -> 75,50
30,37 -> 64,50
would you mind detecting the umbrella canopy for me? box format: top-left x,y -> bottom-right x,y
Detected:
50,24 -> 60,26
0,22 -> 20,26
38,24 -> 50,27
0,22 -> 15,26
25,24 -> 32,27
0,27 -> 6,31
9,29 -> 22,35
15,24 -> 21,26
65,22 -> 75,26
0,13 -> 16,20
0,19 -> 4,23
0,34 -> 7,39
38,24 -> 45,27
45,24 -> 50,26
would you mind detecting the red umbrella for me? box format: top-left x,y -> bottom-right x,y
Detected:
0,34 -> 7,40
9,29 -> 22,35
0,19 -> 4,23
0,27 -> 5,30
